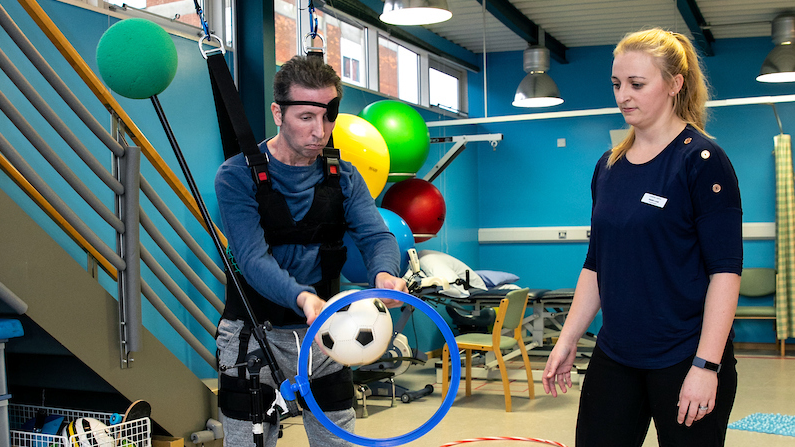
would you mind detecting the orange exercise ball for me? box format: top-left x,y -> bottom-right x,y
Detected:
333,113 -> 390,198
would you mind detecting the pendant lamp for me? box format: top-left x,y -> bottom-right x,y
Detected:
512,46 -> 563,107
380,0 -> 452,26
757,14 -> 795,83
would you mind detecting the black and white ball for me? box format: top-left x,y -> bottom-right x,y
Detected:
61,417 -> 114,447
316,290 -> 393,366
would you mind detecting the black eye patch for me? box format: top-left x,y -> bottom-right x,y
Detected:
276,96 -> 340,122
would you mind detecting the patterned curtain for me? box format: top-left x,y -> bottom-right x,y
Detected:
774,134 -> 795,342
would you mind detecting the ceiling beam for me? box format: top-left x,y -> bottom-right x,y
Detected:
475,0 -> 568,64
676,0 -> 715,56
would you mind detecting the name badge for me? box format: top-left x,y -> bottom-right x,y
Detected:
641,193 -> 667,208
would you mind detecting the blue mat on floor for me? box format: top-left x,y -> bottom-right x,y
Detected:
728,413 -> 795,437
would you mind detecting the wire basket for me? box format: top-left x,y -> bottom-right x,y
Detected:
9,404 -> 151,447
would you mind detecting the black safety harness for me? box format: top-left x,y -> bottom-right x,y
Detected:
218,325 -> 355,423
220,147 -> 349,326
206,50 -> 355,422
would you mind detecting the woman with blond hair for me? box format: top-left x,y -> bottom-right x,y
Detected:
542,29 -> 741,446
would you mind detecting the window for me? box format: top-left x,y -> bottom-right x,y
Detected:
343,56 -> 361,83
107,0 -> 203,29
429,61 -> 464,114
271,1 -> 464,114
102,0 -> 232,48
274,4 -> 366,88
274,0 -> 298,64
337,21 -> 366,87
378,36 -> 419,104
71,0 -> 467,114
223,0 -> 233,47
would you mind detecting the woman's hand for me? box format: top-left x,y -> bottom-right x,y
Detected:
542,341 -> 578,397
677,366 -> 718,426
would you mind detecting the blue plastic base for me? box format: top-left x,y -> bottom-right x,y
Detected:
0,319 -> 23,340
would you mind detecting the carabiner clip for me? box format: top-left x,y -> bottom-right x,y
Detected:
302,33 -> 326,56
200,33 -> 226,59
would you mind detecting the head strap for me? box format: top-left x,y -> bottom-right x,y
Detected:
276,96 -> 340,122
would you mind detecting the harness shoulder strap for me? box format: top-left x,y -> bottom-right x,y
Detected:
323,147 -> 341,178
207,53 -> 272,186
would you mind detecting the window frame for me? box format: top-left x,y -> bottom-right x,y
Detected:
60,0 -> 467,116
428,56 -> 468,115
312,3 -> 468,116
61,0 -> 230,50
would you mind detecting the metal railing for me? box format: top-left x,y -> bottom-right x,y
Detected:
0,281 -> 27,316
0,0 -> 225,371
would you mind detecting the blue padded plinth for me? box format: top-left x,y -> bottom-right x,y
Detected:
0,319 -> 23,340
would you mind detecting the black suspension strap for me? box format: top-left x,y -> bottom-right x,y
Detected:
192,5 -> 298,445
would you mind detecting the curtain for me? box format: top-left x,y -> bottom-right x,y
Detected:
774,133 -> 795,341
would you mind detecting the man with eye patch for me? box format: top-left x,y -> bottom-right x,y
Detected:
214,55 -> 407,446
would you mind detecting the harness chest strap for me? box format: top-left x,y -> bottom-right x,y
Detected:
222,148 -> 348,326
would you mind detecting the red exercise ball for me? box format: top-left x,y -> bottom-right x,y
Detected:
382,179 -> 446,243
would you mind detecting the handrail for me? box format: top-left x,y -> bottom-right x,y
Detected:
141,281 -> 217,368
0,82 -> 125,234
0,280 -> 28,315
0,152 -> 118,279
139,245 -> 219,337
0,0 -> 225,372
0,4 -> 123,158
140,209 -> 225,314
0,45 -> 123,195
16,0 -> 228,248
0,131 -> 126,272
140,176 -> 226,284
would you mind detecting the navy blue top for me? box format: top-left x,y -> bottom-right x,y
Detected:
584,125 -> 742,369
215,140 -> 400,321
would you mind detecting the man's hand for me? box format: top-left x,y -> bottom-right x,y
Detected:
297,291 -> 325,325
374,272 -> 408,308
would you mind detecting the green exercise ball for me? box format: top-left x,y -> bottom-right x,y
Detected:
359,100 -> 430,182
96,18 -> 178,99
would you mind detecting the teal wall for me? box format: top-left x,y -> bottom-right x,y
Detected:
464,39 -> 794,344
1,0 -> 224,379
341,85 -> 482,352
0,0 -> 479,375
2,0 -> 794,383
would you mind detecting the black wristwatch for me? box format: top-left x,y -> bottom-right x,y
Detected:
692,356 -> 721,373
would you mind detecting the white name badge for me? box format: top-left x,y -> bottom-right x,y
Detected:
641,193 -> 668,208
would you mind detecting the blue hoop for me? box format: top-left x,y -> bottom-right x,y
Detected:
280,289 -> 460,447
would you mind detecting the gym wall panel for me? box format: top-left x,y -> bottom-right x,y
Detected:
461,38 -> 794,345
0,0 -> 224,379
340,86 -> 483,353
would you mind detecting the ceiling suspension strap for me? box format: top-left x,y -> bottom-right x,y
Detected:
193,0 -> 224,58
192,3 -> 298,442
304,0 -> 325,58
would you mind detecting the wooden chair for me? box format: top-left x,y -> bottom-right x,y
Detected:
735,268 -> 784,356
441,288 -> 534,412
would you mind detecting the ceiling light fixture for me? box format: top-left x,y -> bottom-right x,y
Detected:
513,46 -> 563,107
380,0 -> 452,26
757,13 -> 795,83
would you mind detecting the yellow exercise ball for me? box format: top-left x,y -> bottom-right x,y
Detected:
333,113 -> 390,198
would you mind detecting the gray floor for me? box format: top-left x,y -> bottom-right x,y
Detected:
279,346 -> 795,446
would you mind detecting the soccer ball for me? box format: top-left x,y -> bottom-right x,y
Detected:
61,417 -> 115,447
316,290 -> 394,366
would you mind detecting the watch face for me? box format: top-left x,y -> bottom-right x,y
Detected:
694,356 -> 721,372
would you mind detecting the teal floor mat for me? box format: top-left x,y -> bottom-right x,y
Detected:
729,413 -> 795,437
